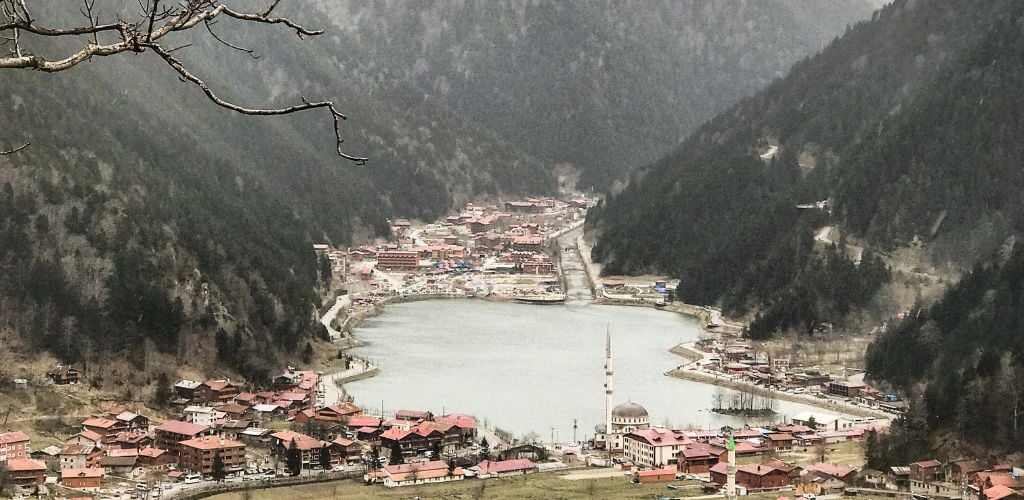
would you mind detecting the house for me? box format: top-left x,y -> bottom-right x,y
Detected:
973,471 -> 1024,491
791,412 -> 855,431
138,447 -> 175,467
184,406 -> 225,426
81,418 -> 122,437
237,427 -> 273,448
806,463 -> 857,483
217,403 -> 249,420
178,436 -> 246,476
765,433 -> 795,451
395,409 -> 432,421
103,431 -> 152,449
61,467 -> 104,490
270,430 -> 324,466
622,428 -> 694,468
711,462 -> 791,490
154,420 -> 212,455
635,468 -> 676,484
329,437 -> 361,464
314,403 -> 362,423
113,411 -> 150,432
910,460 -> 943,482
47,366 -> 81,384
99,454 -> 138,475
0,431 -> 31,461
194,380 -> 239,405
67,430 -> 103,450
374,460 -> 464,488
828,380 -> 866,398
474,459 -> 536,478
6,458 -> 46,486
676,442 -> 724,473
173,380 -> 202,401
59,444 -> 92,469
217,419 -> 253,439
950,460 -> 990,482
251,403 -> 287,421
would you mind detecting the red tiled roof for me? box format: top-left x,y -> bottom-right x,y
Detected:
436,413 -> 476,429
767,433 -> 795,442
6,458 -> 46,472
637,468 -> 676,478
180,435 -> 245,451
156,420 -> 209,436
202,379 -> 234,391
626,428 -> 692,447
476,459 -> 535,475
738,463 -> 779,476
380,428 -> 412,441
62,467 -> 104,479
0,431 -> 30,444
74,430 -> 103,443
807,462 -> 854,478
347,416 -> 381,428
985,485 -> 1020,500
139,447 -> 166,458
61,444 -> 90,456
331,437 -> 355,447
82,418 -> 118,429
913,460 -> 943,468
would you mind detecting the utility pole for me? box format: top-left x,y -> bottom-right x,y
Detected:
573,419 -> 578,444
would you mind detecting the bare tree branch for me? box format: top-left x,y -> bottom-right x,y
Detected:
145,42 -> 367,165
0,142 -> 29,155
0,0 -> 366,163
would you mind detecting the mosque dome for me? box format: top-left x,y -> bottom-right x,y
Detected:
611,402 -> 649,419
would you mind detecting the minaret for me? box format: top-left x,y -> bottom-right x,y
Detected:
604,327 -> 613,441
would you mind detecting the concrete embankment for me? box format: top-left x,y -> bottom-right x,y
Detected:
664,368 -> 889,419
669,344 -> 703,363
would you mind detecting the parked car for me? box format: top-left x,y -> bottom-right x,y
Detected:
183,474 -> 201,484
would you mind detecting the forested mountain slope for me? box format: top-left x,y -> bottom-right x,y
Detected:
864,243 -> 1024,461
318,0 -> 878,188
0,2 -> 551,384
588,0 -> 1024,337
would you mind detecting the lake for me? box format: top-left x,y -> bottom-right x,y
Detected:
345,299 -> 834,440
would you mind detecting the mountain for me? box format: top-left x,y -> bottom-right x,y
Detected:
316,0 -> 879,188
0,2 -> 552,385
864,242 -> 1024,462
588,0 -> 1024,337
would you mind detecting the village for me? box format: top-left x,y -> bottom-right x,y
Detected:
2,365 -> 1019,500
0,195 -> 1015,500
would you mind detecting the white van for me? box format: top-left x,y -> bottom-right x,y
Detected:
183,474 -> 202,484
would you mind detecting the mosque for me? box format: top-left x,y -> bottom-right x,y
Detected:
594,331 -> 650,451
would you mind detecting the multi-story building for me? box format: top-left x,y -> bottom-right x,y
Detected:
155,420 -> 212,455
178,436 -> 246,476
622,428 -> 693,468
6,459 -> 46,486
0,431 -> 30,461
376,251 -> 419,270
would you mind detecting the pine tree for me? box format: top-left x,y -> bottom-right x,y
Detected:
479,437 -> 489,460
319,444 -> 332,470
389,441 -> 404,465
212,452 -> 226,481
286,439 -> 302,476
302,342 -> 314,364
151,372 -> 173,408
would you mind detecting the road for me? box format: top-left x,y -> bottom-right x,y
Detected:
320,293 -> 351,341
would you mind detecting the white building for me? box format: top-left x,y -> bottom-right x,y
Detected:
790,411 -> 855,431
183,406 -> 224,426
622,427 -> 693,468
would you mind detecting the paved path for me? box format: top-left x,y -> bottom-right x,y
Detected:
320,293 -> 351,341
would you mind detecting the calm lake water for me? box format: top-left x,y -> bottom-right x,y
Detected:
345,299 -> 835,440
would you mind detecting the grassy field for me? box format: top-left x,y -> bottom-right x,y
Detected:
208,472 -> 706,500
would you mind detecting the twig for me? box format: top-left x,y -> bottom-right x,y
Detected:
0,142 -> 29,155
